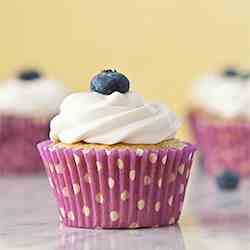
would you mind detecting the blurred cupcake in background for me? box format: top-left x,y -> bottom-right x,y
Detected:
0,69 -> 69,174
38,69 -> 196,229
188,67 -> 250,177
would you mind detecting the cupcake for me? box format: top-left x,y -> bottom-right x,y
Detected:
0,69 -> 69,174
188,67 -> 250,177
37,69 -> 196,229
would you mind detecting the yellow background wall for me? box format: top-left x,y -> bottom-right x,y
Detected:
0,1 -> 250,138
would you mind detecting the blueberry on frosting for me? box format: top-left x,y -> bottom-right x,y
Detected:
216,170 -> 240,191
18,70 -> 42,81
90,69 -> 130,95
241,72 -> 250,80
222,67 -> 239,78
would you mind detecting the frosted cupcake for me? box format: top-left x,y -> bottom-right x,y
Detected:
0,69 -> 69,174
188,67 -> 250,176
38,69 -> 196,229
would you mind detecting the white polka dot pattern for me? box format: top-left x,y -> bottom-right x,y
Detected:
105,150 -> 111,155
110,211 -> 119,222
83,206 -> 90,217
120,190 -> 129,201
161,155 -> 167,165
67,211 -> 75,221
144,176 -> 151,185
155,201 -> 161,212
129,170 -> 136,181
136,148 -> 144,156
62,187 -> 70,197
149,153 -> 158,164
169,217 -> 175,225
178,164 -> 185,175
96,193 -> 104,204
108,178 -> 115,189
137,200 -> 145,210
84,173 -> 91,184
158,178 -> 162,188
117,159 -> 124,169
96,161 -> 102,171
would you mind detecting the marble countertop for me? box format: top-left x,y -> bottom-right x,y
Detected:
0,162 -> 249,250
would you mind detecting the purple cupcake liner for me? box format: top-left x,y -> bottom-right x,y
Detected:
0,115 -> 50,174
188,110 -> 250,177
38,140 -> 196,229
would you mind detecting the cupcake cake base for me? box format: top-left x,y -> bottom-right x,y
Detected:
38,139 -> 196,229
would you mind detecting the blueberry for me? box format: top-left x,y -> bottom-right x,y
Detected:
216,170 -> 240,191
90,69 -> 130,95
240,72 -> 250,80
222,67 -> 239,78
18,70 -> 42,81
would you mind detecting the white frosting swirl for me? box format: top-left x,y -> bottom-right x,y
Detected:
0,79 -> 69,117
192,74 -> 250,118
50,91 -> 181,145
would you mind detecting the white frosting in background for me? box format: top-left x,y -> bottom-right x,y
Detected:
0,79 -> 69,117
192,74 -> 250,119
50,91 -> 181,145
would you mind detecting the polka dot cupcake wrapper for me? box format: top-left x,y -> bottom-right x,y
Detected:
0,115 -> 50,174
188,110 -> 250,177
37,140 -> 196,229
